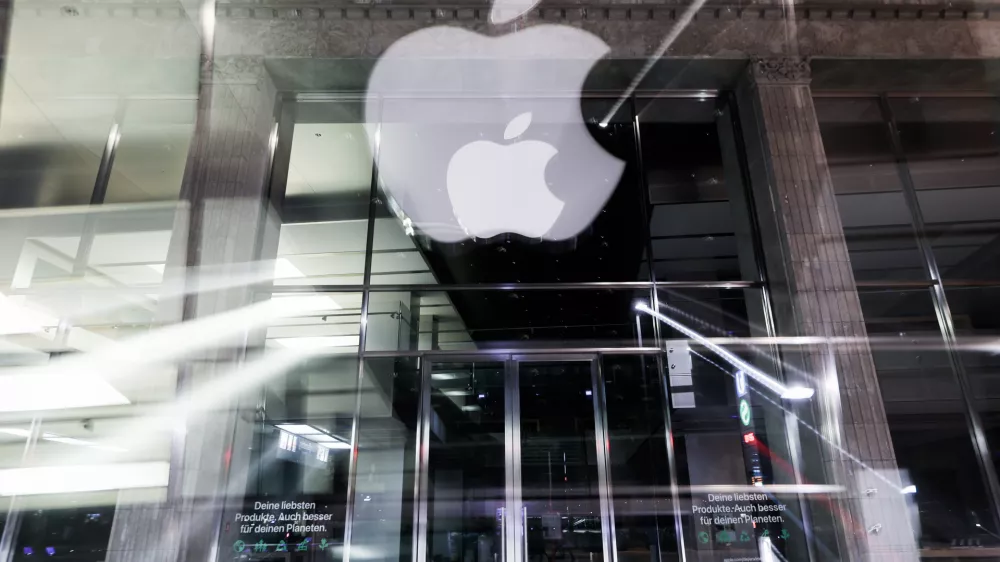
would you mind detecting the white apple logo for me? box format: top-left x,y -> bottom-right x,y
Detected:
365,0 -> 625,242
447,112 -> 563,238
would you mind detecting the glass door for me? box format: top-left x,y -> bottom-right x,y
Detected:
418,356 -> 615,562
511,357 -> 615,562
418,359 -> 508,562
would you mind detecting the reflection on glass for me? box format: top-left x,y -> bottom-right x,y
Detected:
940,286 -> 1000,504
264,292 -> 362,353
637,97 -> 751,282
814,97 -> 926,281
352,357 -> 421,562
601,355 -> 677,562
275,101 -> 374,286
373,98 -> 645,285
244,355 -> 358,555
891,97 -> 1000,281
425,362 -> 506,562
366,290 -> 653,352
104,99 -> 196,204
859,288 -> 997,548
518,360 -> 604,562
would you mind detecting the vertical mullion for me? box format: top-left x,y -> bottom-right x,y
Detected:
413,357 -> 432,562
629,95 -> 660,343
878,94 -> 1000,529
506,356 -> 522,562
591,356 -> 618,562
344,97 -> 383,562
654,351 -> 687,562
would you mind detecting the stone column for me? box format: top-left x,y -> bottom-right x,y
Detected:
104,55 -> 279,562
736,57 -> 916,562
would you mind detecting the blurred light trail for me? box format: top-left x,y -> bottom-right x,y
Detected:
600,0 -> 709,126
0,462 -> 169,496
0,296 -> 325,415
635,301 -> 814,399
693,347 -> 906,494
57,348 -> 318,473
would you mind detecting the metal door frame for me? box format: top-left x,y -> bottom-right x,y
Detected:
414,354 -> 619,562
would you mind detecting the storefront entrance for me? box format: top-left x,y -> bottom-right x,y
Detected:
413,355 -> 616,562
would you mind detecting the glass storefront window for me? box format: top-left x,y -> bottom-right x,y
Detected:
272,100 -> 375,286
368,97 -> 646,285
890,96 -> 1000,282
814,97 -> 927,282
858,288 -> 998,549
637,97 -> 756,283
365,289 -> 655,352
940,286 -> 1000,502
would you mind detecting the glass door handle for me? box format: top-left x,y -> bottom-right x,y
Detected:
521,506 -> 528,562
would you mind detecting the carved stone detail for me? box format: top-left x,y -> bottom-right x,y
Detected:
751,56 -> 811,84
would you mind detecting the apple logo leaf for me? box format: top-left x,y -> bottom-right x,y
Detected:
489,0 -> 541,24
504,112 -> 532,140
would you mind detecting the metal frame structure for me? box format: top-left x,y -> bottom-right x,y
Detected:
875,94 -> 1000,530
811,88 -> 1000,534
257,89 -> 780,562
412,354 -> 618,562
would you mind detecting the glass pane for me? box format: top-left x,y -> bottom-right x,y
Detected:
104,98 -> 196,204
655,287 -> 763,339
265,292 -> 361,353
890,97 -> 1000,281
814,98 -> 926,282
517,360 -> 603,562
637,97 -> 753,282
232,354 -> 358,556
858,288 -> 997,548
276,101 -> 374,286
0,95 -> 118,208
0,204 -> 187,357
373,98 -> 646,285
365,289 -> 654,352
601,355 -> 678,562
351,357 -> 422,562
426,361 -> 506,562
942,285 -> 1000,513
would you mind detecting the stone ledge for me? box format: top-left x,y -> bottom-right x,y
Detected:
10,0 -> 1000,21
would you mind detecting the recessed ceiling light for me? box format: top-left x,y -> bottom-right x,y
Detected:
270,294 -> 342,312
275,424 -> 322,435
43,436 -> 92,446
0,293 -> 58,336
273,258 -> 305,279
0,428 -> 31,438
274,336 -> 358,349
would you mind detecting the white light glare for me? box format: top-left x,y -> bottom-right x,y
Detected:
780,386 -> 816,400
0,372 -> 130,413
275,424 -> 350,450
275,336 -> 359,349
635,302 -> 815,401
276,424 -> 322,435
319,441 -> 351,450
274,258 -> 305,279
0,428 -> 32,438
0,293 -> 58,335
271,294 -> 342,312
901,485 -> 917,494
0,462 -> 169,496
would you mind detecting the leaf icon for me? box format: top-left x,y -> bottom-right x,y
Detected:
504,112 -> 532,140
489,0 -> 541,24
